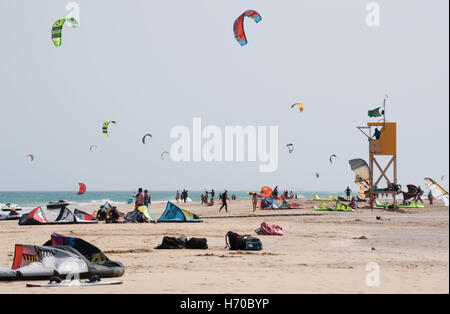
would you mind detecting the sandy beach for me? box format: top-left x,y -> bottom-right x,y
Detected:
0,199 -> 448,294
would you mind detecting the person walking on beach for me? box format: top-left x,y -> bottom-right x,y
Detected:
135,188 -> 144,209
219,190 -> 229,212
144,190 -> 150,206
345,186 -> 352,201
428,190 -> 434,205
252,192 -> 258,212
176,190 -> 180,203
211,189 -> 215,201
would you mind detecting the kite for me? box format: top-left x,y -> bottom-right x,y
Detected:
349,159 -> 370,200
27,154 -> 34,162
77,183 -> 86,195
161,151 -> 169,160
424,177 -> 449,206
329,154 -> 337,163
286,144 -> 294,154
89,145 -> 98,152
102,121 -> 117,136
315,172 -> 319,179
291,103 -> 304,112
441,175 -> 445,181
142,134 -> 152,144
51,17 -> 79,47
233,10 -> 262,46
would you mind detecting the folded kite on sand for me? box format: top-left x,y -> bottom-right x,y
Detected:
125,202 -> 202,223
255,222 -> 284,236
0,233 -> 124,281
0,212 -> 22,221
313,202 -> 356,212
18,207 -> 97,225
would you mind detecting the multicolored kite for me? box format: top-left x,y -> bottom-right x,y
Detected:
142,134 -> 152,144
329,154 -> 337,163
286,144 -> 294,154
291,103 -> 304,112
51,17 -> 79,47
233,10 -> 262,46
77,183 -> 86,195
161,151 -> 169,160
102,121 -> 117,136
349,159 -> 370,200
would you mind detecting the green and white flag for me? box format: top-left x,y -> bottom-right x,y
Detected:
368,107 -> 382,117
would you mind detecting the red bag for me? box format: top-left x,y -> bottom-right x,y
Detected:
260,221 -> 284,236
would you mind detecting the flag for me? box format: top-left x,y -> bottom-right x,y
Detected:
368,107 -> 382,117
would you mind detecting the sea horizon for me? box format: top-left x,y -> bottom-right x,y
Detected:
0,190 -> 346,209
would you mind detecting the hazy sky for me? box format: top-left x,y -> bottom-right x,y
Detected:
0,0 -> 448,192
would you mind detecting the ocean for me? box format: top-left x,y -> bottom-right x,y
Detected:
0,190 -> 345,211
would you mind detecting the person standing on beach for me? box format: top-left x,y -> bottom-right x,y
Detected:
176,190 -> 180,203
135,188 -> 144,209
211,189 -> 215,201
181,189 -> 186,203
144,190 -> 150,206
252,193 -> 258,212
369,194 -> 377,209
184,190 -> 189,203
272,186 -> 279,198
345,187 -> 352,201
219,190 -> 229,212
205,190 -> 209,204
414,186 -> 424,203
428,190 -> 434,205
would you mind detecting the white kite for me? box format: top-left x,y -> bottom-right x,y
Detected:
424,177 -> 449,206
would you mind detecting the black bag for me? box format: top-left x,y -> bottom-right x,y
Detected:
155,236 -> 186,249
124,210 -> 146,223
225,231 -> 246,250
186,237 -> 208,249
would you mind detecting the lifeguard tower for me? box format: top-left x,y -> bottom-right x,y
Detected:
357,115 -> 399,207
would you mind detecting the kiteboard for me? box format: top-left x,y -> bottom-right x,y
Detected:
26,280 -> 122,288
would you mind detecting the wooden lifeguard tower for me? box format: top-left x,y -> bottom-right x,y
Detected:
357,116 -> 398,207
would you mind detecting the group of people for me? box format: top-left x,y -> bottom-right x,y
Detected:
175,190 -> 189,203
201,189 -> 215,206
134,188 -> 151,209
271,186 -> 296,199
200,189 -> 230,212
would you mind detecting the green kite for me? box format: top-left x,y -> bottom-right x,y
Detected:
52,17 -> 79,47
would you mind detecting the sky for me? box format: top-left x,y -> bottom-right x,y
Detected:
0,0 -> 448,192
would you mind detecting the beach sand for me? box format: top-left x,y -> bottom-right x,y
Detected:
0,199 -> 448,294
